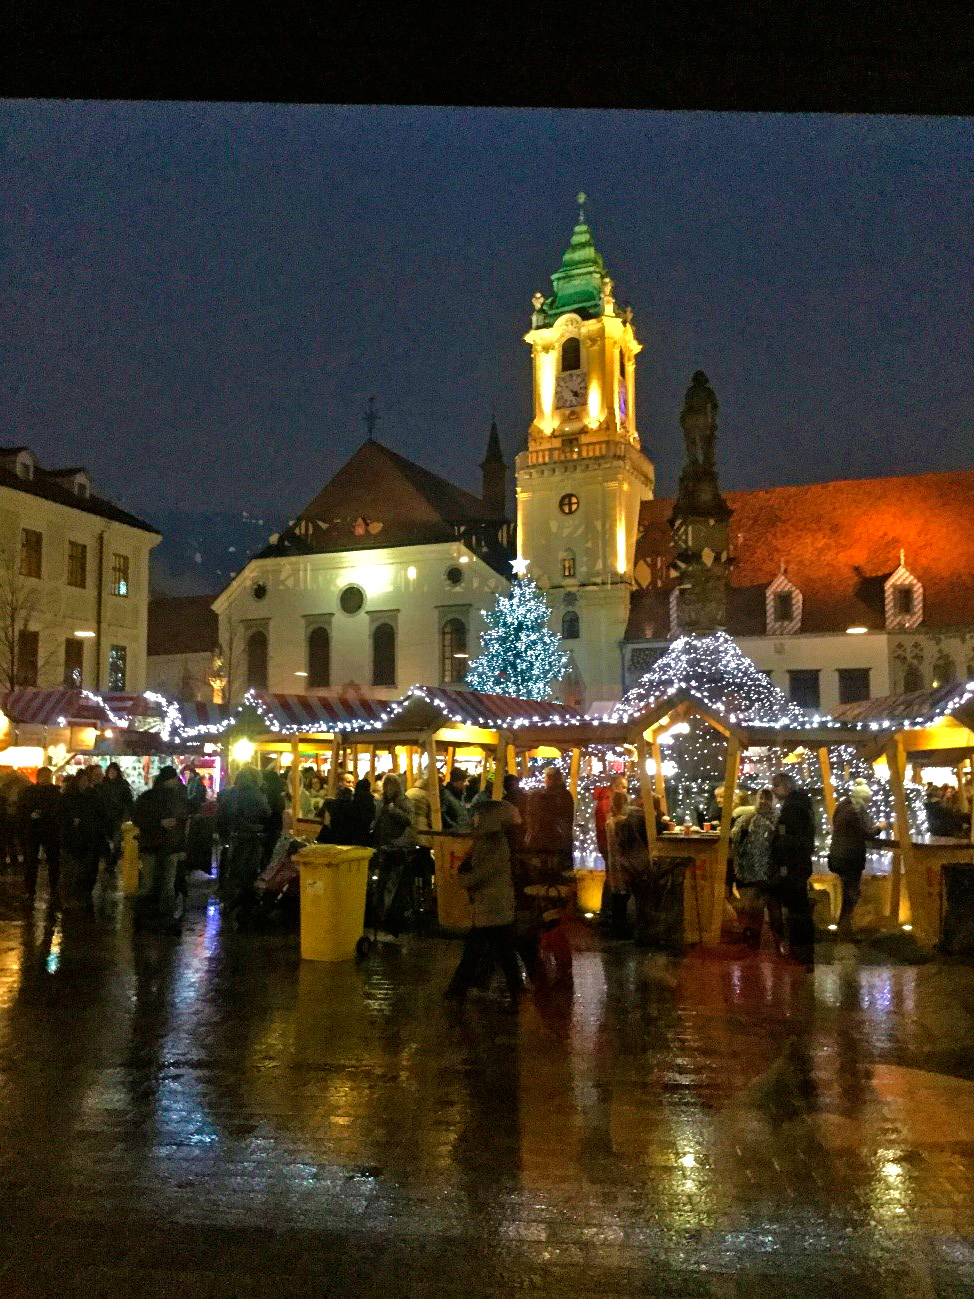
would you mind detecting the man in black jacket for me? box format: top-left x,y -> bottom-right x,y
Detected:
20,767 -> 62,900
770,771 -> 816,966
131,767 -> 189,930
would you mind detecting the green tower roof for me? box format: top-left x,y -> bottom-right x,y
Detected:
538,193 -> 607,326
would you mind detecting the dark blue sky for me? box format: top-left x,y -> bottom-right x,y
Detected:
1,104 -> 971,526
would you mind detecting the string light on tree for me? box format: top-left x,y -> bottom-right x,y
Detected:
465,575 -> 569,701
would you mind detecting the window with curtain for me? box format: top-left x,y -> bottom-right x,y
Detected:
307,625 -> 330,688
440,618 -> 467,683
372,623 -> 396,687
246,629 -> 268,690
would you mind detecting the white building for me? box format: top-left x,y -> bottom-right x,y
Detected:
0,446 -> 159,692
211,437 -> 513,702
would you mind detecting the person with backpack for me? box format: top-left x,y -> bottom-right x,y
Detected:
732,788 -> 779,948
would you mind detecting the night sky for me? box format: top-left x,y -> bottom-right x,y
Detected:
1,104 -> 971,528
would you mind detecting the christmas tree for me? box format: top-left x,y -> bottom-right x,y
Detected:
466,577 -> 569,700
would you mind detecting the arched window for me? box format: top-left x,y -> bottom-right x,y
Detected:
307,625 -> 330,688
562,610 -> 580,640
246,629 -> 268,690
561,551 -> 576,579
560,337 -> 581,372
903,663 -> 923,693
932,651 -> 957,689
440,618 -> 467,683
372,622 -> 396,687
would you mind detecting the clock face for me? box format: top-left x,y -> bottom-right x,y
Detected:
554,369 -> 587,410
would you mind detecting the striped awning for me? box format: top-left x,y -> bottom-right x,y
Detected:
242,689 -> 390,734
176,700 -> 233,732
1,688 -> 111,727
832,682 -> 974,728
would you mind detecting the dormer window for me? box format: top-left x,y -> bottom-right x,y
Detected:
766,568 -> 802,635
885,553 -> 923,630
15,451 -> 34,480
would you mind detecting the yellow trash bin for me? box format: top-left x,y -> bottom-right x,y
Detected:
120,821 -> 141,895
295,844 -> 373,962
574,868 -> 605,916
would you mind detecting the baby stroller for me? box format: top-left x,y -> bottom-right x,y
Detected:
356,844 -> 435,957
251,835 -> 303,926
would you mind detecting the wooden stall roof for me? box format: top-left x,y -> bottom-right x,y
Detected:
241,688 -> 389,736
1,687 -> 157,728
351,685 -> 590,744
833,682 -> 974,732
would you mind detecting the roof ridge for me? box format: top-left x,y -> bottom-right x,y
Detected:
362,439 -> 486,516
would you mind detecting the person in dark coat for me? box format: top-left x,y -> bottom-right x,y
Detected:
131,767 -> 189,929
441,767 -> 470,831
98,761 -> 134,866
223,766 -> 270,923
0,766 -> 30,872
525,765 -> 575,864
20,766 -> 62,899
770,771 -> 816,965
348,777 -> 378,845
260,763 -> 287,866
828,780 -> 885,937
61,768 -> 112,910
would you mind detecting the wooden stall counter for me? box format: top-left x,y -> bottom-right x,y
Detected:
417,830 -> 474,933
658,832 -> 725,945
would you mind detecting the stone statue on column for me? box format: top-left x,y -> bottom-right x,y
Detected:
669,371 -> 733,635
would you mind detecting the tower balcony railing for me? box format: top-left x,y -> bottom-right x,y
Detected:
518,438 -> 630,468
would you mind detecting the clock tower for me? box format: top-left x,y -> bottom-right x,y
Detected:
516,196 -> 655,705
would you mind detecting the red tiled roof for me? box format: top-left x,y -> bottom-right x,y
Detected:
630,469 -> 974,638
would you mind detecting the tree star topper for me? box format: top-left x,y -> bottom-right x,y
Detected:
510,556 -> 530,577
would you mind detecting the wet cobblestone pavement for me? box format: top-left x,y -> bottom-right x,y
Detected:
2,876 -> 974,1296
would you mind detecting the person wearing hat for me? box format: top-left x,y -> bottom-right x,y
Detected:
827,779 -> 886,939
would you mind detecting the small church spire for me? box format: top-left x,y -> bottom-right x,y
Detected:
364,396 -> 379,441
480,415 -> 507,518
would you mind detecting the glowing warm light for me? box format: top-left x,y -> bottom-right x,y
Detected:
294,671 -> 308,677
74,629 -> 96,638
231,738 -> 256,763
459,556 -> 469,564
679,1153 -> 696,1168
406,565 -> 417,580
348,564 -> 391,597
901,924 -> 913,932
846,626 -> 868,635
587,373 -> 601,425
615,519 -> 627,575
0,746 -> 44,768
103,728 -> 113,739
584,911 -> 595,919
539,348 -> 556,429
827,923 -> 838,931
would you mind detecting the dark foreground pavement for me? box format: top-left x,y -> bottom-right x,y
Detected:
2,876 -> 974,1297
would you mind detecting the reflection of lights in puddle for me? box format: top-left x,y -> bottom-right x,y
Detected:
882,1160 -> 903,1178
679,1153 -> 696,1168
827,924 -> 838,931
901,924 -> 913,932
46,922 -> 63,974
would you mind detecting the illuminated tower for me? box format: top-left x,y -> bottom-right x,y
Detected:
516,195 -> 655,704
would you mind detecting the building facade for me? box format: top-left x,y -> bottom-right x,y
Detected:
0,447 -> 158,693
210,438 -> 513,703
624,471 -> 974,711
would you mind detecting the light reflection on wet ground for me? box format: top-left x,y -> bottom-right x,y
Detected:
1,877 -> 974,1296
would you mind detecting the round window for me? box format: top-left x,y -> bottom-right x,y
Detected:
445,565 -> 464,587
339,584 -> 365,615
559,493 -> 579,515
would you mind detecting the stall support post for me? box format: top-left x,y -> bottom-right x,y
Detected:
506,744 -> 516,782
818,748 -> 836,819
369,745 -> 376,783
885,738 -> 913,928
569,747 -> 581,800
326,734 -> 340,796
635,733 -> 658,855
290,738 -> 301,827
710,738 -> 741,946
519,750 -> 529,777
445,745 -> 455,775
492,735 -> 507,800
425,737 -> 443,831
650,731 -> 667,813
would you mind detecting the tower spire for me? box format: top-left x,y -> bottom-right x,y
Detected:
363,396 -> 379,441
480,414 -> 507,517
